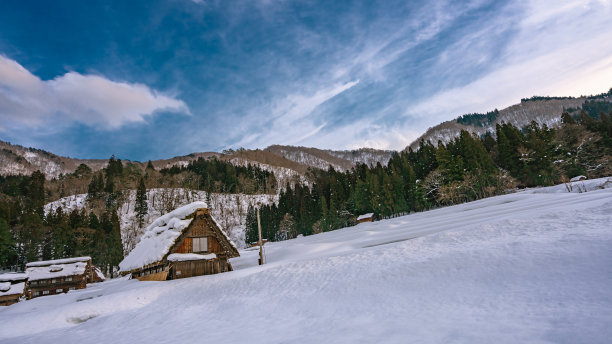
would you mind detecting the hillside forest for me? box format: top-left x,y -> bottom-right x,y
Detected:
1,109 -> 611,273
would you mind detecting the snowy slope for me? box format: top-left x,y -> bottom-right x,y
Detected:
3,178 -> 612,343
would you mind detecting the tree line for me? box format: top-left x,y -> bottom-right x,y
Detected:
246,110 -> 612,244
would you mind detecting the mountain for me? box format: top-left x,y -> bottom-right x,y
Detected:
264,145 -> 395,171
406,91 -> 612,151
0,140 -> 395,181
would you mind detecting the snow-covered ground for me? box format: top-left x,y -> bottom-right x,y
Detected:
3,178 -> 611,343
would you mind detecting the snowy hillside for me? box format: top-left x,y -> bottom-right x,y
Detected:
45,189 -> 278,251
406,97 -> 591,150
5,177 -> 611,343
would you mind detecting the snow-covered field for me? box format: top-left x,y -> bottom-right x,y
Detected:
3,178 -> 612,343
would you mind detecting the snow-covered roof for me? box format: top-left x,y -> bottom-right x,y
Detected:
570,175 -> 587,182
357,213 -> 374,220
26,262 -> 88,282
119,202 -> 207,272
25,256 -> 91,268
94,267 -> 106,281
167,253 -> 217,262
0,272 -> 28,282
0,282 -> 25,297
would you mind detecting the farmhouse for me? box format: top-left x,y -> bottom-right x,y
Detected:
25,256 -> 105,299
0,273 -> 28,306
119,202 -> 239,281
357,213 -> 375,223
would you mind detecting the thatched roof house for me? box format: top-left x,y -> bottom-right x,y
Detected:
119,202 -> 239,281
25,256 -> 104,299
0,273 -> 28,306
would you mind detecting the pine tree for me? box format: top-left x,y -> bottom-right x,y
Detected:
0,219 -> 16,269
135,177 -> 148,228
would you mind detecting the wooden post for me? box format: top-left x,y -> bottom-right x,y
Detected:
257,207 -> 264,265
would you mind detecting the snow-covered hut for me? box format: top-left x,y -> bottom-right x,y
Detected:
357,213 -> 375,223
0,273 -> 28,306
119,202 -> 239,281
25,256 -> 104,299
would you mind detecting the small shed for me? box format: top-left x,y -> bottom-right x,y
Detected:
25,256 -> 104,299
0,273 -> 28,306
119,202 -> 239,281
357,213 -> 375,223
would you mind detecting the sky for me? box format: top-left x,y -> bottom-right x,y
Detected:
1,0 -> 611,161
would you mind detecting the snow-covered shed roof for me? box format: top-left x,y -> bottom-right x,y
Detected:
26,262 -> 88,282
357,213 -> 374,221
25,256 -> 91,268
119,202 -> 235,273
0,272 -> 28,283
0,282 -> 25,297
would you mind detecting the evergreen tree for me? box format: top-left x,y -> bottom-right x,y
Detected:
0,219 -> 16,269
135,177 -> 148,228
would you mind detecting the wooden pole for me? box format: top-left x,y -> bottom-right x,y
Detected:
257,207 -> 264,265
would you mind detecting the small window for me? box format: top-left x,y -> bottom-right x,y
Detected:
42,290 -> 49,295
56,289 -> 63,293
192,237 -> 208,252
31,281 -> 38,285
51,279 -> 56,284
66,277 -> 72,281
33,291 -> 40,296
69,287 -> 75,291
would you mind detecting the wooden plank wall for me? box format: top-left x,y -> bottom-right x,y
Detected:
171,259 -> 230,279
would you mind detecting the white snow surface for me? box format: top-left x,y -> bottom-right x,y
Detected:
0,273 -> 27,282
118,202 -> 206,272
26,263 -> 87,282
356,212 -> 374,220
167,253 -> 217,262
25,257 -> 91,268
0,282 -> 25,296
2,178 -> 612,343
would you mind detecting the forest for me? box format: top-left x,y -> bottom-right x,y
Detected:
0,156 -> 275,272
245,110 -> 612,244
1,108 -> 611,272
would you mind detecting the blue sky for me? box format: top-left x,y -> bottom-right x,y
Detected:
1,0 -> 611,161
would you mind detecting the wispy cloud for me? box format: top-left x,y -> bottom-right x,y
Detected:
404,0 -> 612,129
0,55 -> 189,131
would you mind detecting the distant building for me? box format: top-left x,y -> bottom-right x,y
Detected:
0,273 -> 28,306
25,257 -> 105,299
357,213 -> 375,223
119,203 -> 239,281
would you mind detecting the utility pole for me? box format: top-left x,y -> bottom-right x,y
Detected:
257,207 -> 264,265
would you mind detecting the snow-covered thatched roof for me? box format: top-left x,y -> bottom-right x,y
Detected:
0,282 -> 25,297
25,256 -> 91,268
357,213 -> 374,221
26,262 -> 88,282
119,202 -> 233,273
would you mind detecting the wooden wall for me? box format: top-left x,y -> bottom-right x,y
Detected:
169,259 -> 231,280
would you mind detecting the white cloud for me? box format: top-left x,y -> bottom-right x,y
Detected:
404,0 -> 612,129
0,55 -> 189,130
231,80 -> 359,148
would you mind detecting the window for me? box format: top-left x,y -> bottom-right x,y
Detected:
192,237 -> 208,252
66,277 -> 72,281
33,291 -> 40,296
31,281 -> 38,285
69,287 -> 75,291
42,290 -> 49,295
51,279 -> 56,284
56,289 -> 63,293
